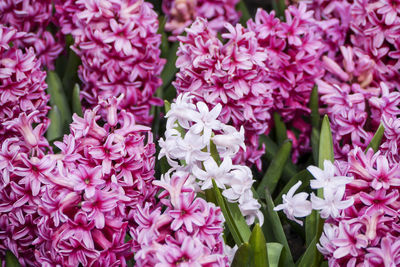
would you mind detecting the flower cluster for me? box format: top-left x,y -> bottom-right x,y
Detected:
248,5 -> 325,160
305,0 -> 400,158
55,0 -> 165,125
0,26 -> 50,142
159,93 -> 263,225
31,98 -> 157,266
274,160 -> 354,225
162,0 -> 240,39
132,172 -> 228,266
0,0 -> 63,69
0,25 -> 51,266
174,5 -> 324,167
312,148 -> 400,266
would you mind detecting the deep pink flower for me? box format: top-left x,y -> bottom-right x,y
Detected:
169,191 -> 206,233
331,221 -> 368,259
162,0 -> 240,39
134,172 -> 227,266
55,0 -> 165,125
0,0 -> 63,69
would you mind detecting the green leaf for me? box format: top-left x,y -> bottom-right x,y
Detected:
72,84 -> 83,117
259,135 -> 297,182
46,105 -> 63,142
318,115 -> 334,168
159,42 -> 179,96
263,189 -> 294,266
274,112 -> 287,146
305,210 -> 318,247
164,100 -> 171,113
274,170 -> 313,206
46,71 -> 72,133
5,250 -> 20,267
62,49 -> 80,100
257,140 -> 292,197
310,85 -> 320,164
210,139 -> 222,165
249,224 -> 268,267
310,85 -> 320,130
232,243 -> 252,267
296,236 -> 317,267
158,16 -> 170,59
365,123 -> 384,153
311,127 -> 320,166
205,188 -> 217,205
267,243 -> 284,267
272,0 -> 286,19
212,180 -> 251,245
237,0 -> 251,26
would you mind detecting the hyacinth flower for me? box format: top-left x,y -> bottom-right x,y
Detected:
302,0 -> 400,159
133,172 -> 228,266
0,0 -> 63,69
159,93 -> 263,226
274,143 -> 400,266
31,97 -> 158,266
162,0 -> 240,39
0,25 -> 52,266
54,0 -> 165,125
317,45 -> 400,158
0,26 -> 50,143
174,4 -> 325,168
309,147 -> 400,266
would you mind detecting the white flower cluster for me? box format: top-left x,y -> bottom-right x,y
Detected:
159,93 -> 263,225
274,160 -> 354,225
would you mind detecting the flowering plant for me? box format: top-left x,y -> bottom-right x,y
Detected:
1,0 -> 400,266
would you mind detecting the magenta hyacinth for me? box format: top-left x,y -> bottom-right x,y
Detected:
0,25 -> 50,143
0,25 -> 51,266
0,0 -> 63,69
162,0 -> 240,39
317,147 -> 400,266
32,97 -> 158,266
133,172 -> 228,266
55,0 -> 165,125
174,4 -> 324,167
305,0 -> 400,158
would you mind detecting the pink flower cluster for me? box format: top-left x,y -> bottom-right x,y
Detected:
0,0 -> 63,69
307,0 -> 400,158
133,172 -> 228,266
317,147 -> 400,266
32,98 -> 157,266
0,25 -> 51,266
0,25 -> 50,144
174,4 -> 324,167
162,0 -> 240,38
55,0 -> 165,125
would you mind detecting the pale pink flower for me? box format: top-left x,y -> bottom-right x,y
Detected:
274,181 -> 312,225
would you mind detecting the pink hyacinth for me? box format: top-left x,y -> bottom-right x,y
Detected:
0,26 -> 51,265
133,172 -> 228,266
174,4 -> 324,167
162,0 -> 240,39
317,46 -> 400,158
0,0 -> 63,69
316,147 -> 400,266
55,0 -> 165,125
0,26 -> 50,143
305,0 -> 400,158
32,97 -> 158,266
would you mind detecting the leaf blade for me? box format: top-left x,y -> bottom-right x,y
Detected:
249,224 -> 269,267
365,123 -> 385,153
257,140 -> 292,197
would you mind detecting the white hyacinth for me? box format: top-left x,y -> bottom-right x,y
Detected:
159,93 -> 263,225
